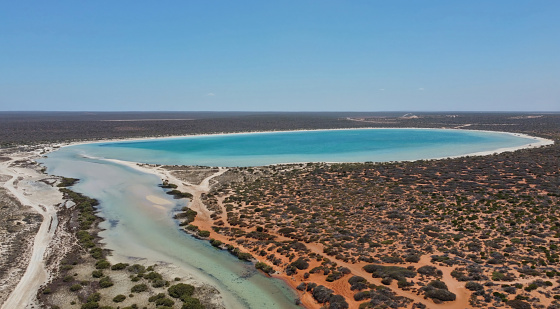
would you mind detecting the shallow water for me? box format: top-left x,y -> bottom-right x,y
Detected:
39,128 -> 539,308
39,152 -> 299,309
72,128 -> 538,166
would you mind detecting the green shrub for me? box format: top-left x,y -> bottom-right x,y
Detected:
70,283 -> 82,291
186,224 -> 199,232
113,294 -> 126,303
99,276 -> 114,288
507,299 -> 532,309
290,257 -> 309,270
166,190 -> 193,199
152,279 -> 167,288
404,254 -> 420,262
492,271 -> 505,281
425,289 -> 456,301
111,263 -> 128,270
160,181 -> 177,189
326,272 -> 344,282
255,262 -> 274,274
90,247 -> 103,259
465,281 -> 483,291
80,302 -> 99,309
363,264 -> 416,280
144,271 -> 163,281
198,230 -> 211,238
155,297 -> 174,307
180,296 -> 204,309
127,264 -> 146,274
57,177 -> 79,187
168,283 -> 195,298
182,209 -> 198,223
493,292 -> 507,302
427,280 -> 448,290
149,293 -> 166,302
210,239 -> 223,248
92,270 -> 103,278
524,283 -> 538,291
397,279 -> 414,288
381,277 -> 393,285
87,293 -> 101,302
131,283 -> 148,293
63,275 -> 74,282
95,260 -> 110,269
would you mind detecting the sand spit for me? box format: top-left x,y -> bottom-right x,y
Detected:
146,194 -> 173,205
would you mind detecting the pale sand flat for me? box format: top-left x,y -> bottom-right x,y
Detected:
152,204 -> 166,210
146,194 -> 172,205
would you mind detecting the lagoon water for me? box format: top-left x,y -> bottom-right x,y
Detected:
74,128 -> 537,166
40,128 -> 539,309
40,152 -> 299,309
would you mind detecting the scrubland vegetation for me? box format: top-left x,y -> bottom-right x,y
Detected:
169,113 -> 560,308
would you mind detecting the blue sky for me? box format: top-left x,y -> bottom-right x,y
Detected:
1,1 -> 558,111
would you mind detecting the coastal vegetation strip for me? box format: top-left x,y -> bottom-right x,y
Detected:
37,177 -> 213,309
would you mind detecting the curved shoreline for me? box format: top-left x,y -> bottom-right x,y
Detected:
62,127 -> 554,149
58,128 -> 554,168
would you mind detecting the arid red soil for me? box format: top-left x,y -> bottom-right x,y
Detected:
169,137 -> 560,309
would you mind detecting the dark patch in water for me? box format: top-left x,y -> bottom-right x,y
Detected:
108,219 -> 119,228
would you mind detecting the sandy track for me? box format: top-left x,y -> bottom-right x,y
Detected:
1,155 -> 61,309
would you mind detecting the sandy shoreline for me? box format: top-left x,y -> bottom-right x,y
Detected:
57,127 -> 554,168
61,126 -> 553,147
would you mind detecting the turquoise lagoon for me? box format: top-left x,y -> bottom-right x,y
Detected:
40,128 -> 540,309
72,128 -> 539,167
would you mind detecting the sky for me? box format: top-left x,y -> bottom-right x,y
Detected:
1,1 -> 559,112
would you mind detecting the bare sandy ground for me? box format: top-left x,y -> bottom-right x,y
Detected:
0,146 -> 63,309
